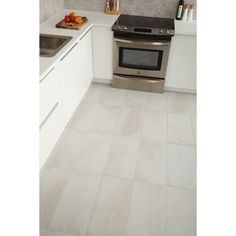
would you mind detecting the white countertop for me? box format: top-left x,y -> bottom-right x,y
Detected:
40,9 -> 196,80
40,9 -> 119,80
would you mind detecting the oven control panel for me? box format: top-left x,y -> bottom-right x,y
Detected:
159,29 -> 171,35
114,25 -> 174,36
117,25 -> 128,31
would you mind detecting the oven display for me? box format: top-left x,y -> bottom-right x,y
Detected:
119,47 -> 163,71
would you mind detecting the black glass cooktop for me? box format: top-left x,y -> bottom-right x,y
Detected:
115,14 -> 174,30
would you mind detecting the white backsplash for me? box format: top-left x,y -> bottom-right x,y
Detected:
40,0 -> 197,23
40,0 -> 64,23
64,0 -> 196,18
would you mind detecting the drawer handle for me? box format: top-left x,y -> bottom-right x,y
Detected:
60,42 -> 78,61
114,38 -> 170,46
40,67 -> 55,83
40,102 -> 59,130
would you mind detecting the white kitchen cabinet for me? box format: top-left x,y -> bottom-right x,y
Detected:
40,102 -> 64,168
40,64 -> 65,168
165,35 -> 196,93
79,29 -> 93,92
40,66 -> 61,125
92,26 -> 113,81
58,29 -> 93,124
40,29 -> 93,168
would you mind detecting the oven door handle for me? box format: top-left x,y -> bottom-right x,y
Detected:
114,38 -> 170,46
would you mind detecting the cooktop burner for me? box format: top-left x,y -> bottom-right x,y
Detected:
112,14 -> 175,37
115,14 -> 174,29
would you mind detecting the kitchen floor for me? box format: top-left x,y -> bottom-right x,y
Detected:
40,82 -> 196,236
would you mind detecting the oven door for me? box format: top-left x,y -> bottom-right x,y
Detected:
113,38 -> 170,79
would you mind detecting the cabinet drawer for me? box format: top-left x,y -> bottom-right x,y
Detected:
57,31 -> 93,125
40,102 -> 64,168
40,67 -> 61,125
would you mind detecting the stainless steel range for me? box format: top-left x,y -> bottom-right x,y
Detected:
112,14 -> 175,93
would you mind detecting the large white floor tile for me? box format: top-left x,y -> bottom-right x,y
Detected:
101,87 -> 127,106
167,144 -> 196,189
90,104 -> 125,134
49,171 -> 101,236
167,92 -> 196,115
43,230 -> 76,236
40,228 -> 47,236
82,83 -> 105,104
46,129 -> 86,169
127,181 -> 166,236
135,139 -> 167,185
41,85 -> 197,236
67,103 -> 97,131
126,90 -> 150,107
168,113 -> 194,145
192,116 -> 196,145
71,132 -> 113,174
104,135 -> 140,179
40,167 -> 71,229
116,107 -> 141,136
86,176 -> 132,236
140,110 -> 167,141
189,95 -> 196,116
166,187 -> 196,236
148,92 -> 168,112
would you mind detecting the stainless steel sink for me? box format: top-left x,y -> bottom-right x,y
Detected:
40,34 -> 73,57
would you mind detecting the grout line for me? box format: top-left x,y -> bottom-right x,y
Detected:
45,170 -> 73,232
190,115 -> 195,145
168,112 -> 193,116
43,164 -> 73,173
165,108 -> 169,236
123,176 -> 135,236
71,168 -> 103,177
132,113 -> 143,182
103,173 -> 166,188
102,134 -> 116,176
103,139 -> 141,183
43,229 -> 75,236
132,178 -> 166,189
167,184 -> 197,192
66,126 -> 140,138
84,174 -> 104,236
44,164 -> 196,192
84,173 -> 134,236
168,141 -> 196,147
45,145 -> 195,191
44,161 -> 104,178
190,115 -> 197,146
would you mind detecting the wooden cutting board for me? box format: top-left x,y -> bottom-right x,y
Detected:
55,17 -> 88,30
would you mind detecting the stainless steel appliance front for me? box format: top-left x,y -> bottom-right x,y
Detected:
113,38 -> 170,79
